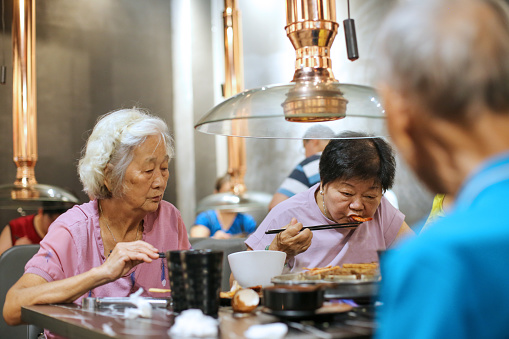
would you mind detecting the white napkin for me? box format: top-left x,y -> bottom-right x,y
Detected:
244,323 -> 288,339
124,288 -> 153,319
169,309 -> 219,338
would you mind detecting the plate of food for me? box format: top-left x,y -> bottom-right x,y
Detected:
271,262 -> 381,300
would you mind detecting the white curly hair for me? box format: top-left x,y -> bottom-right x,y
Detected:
78,108 -> 174,200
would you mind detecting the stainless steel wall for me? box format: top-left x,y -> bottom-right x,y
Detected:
0,0 -> 177,225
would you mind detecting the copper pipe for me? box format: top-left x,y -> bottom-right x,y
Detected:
2,0 -> 78,204
223,0 -> 247,196
283,0 -> 346,122
12,0 -> 38,189
286,0 -> 337,74
223,0 -> 243,97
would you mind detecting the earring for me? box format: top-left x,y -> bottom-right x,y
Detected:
320,190 -> 323,195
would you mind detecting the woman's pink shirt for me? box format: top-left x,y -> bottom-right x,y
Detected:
25,200 -> 190,303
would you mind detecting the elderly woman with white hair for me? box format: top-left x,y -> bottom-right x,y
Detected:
4,108 -> 190,329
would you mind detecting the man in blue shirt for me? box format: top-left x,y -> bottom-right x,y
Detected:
375,0 -> 509,338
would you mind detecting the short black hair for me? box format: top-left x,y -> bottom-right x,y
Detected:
319,131 -> 396,192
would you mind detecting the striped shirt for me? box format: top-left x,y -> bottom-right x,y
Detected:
277,153 -> 321,198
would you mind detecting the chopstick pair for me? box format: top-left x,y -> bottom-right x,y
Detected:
265,221 -> 361,234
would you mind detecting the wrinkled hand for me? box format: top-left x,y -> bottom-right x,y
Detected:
102,240 -> 159,282
269,218 -> 312,257
212,230 -> 232,239
14,236 -> 32,246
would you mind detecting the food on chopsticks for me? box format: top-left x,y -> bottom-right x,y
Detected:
350,215 -> 373,222
231,289 -> 260,313
303,262 -> 380,280
148,288 -> 171,293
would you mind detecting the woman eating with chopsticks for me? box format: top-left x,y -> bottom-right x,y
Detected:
245,131 -> 414,272
4,109 -> 190,331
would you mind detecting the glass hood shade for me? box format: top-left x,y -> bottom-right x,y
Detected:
196,191 -> 272,213
0,184 -> 79,211
195,82 -> 387,139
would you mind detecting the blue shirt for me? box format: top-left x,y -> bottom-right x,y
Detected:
194,210 -> 257,237
376,152 -> 509,339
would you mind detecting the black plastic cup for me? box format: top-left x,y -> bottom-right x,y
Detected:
167,249 -> 223,316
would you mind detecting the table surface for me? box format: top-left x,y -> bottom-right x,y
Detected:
22,303 -> 374,339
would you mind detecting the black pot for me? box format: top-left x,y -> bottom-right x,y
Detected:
263,285 -> 324,312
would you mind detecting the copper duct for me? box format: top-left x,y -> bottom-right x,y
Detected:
0,0 -> 78,206
195,0 -> 272,212
223,0 -> 247,196
221,0 -> 341,190
12,0 -> 38,197
283,0 -> 347,122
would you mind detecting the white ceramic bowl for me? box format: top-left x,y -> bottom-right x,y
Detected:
228,250 -> 287,288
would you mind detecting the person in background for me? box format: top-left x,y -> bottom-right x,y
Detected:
269,125 -> 335,210
420,194 -> 453,233
0,202 -> 72,256
4,108 -> 190,334
246,131 -> 413,272
375,0 -> 509,338
190,174 -> 257,239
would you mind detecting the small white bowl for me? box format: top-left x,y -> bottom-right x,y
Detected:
228,250 -> 286,288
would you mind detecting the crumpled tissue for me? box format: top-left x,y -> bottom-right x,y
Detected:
102,323 -> 116,336
124,288 -> 152,319
169,309 -> 219,338
244,323 -> 288,339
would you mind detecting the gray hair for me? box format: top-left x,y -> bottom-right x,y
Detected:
302,125 -> 336,139
78,108 -> 174,199
376,0 -> 509,121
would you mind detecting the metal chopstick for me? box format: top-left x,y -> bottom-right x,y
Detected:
265,222 -> 361,234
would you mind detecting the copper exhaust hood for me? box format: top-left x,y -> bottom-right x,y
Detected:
195,0 -> 386,139
0,0 -> 78,209
196,0 -> 271,212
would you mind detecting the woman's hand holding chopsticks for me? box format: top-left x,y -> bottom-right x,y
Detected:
268,218 -> 313,257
